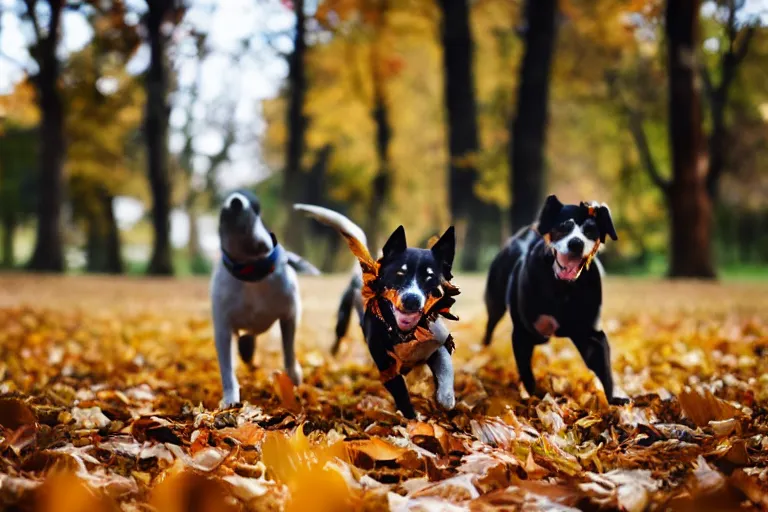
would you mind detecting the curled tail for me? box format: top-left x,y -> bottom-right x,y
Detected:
293,204 -> 368,250
294,204 -> 368,353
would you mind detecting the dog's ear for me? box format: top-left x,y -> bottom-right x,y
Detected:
537,195 -> 563,234
382,225 -> 407,259
595,204 -> 618,243
430,226 -> 455,273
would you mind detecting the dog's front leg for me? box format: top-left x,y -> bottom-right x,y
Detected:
572,331 -> 627,405
427,346 -> 455,410
279,315 -> 303,386
213,313 -> 239,406
512,328 -> 539,397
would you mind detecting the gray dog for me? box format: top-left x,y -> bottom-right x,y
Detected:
210,190 -> 319,406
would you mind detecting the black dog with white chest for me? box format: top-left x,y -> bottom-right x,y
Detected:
294,204 -> 460,419
483,195 -> 628,405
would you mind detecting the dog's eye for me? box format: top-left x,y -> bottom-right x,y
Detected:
396,264 -> 407,277
583,223 -> 599,239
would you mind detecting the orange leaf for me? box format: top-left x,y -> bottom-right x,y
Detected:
33,471 -> 117,512
149,470 -> 238,512
273,371 -> 301,413
346,437 -> 408,462
679,387 -> 744,427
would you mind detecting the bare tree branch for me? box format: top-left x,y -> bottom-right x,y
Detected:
22,0 -> 42,42
605,71 -> 669,194
699,63 -> 714,103
733,24 -> 756,64
627,111 -> 670,193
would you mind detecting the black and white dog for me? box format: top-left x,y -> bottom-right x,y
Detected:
211,190 -> 320,407
295,204 -> 459,419
483,195 -> 628,405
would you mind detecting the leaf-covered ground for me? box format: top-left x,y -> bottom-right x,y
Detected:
1,274 -> 767,511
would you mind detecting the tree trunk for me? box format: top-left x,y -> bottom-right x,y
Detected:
102,191 -> 123,274
509,0 -> 558,231
282,0 -> 308,254
706,93 -> 726,201
438,0 -> 484,270
666,0 -> 716,279
187,208 -> 202,262
1,212 -> 16,268
366,89 -> 391,254
85,190 -> 123,274
27,1 -> 65,272
144,1 -> 174,275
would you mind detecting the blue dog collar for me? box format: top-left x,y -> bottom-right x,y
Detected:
221,233 -> 284,282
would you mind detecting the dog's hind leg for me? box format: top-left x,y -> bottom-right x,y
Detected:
280,315 -> 303,386
483,290 -> 506,346
213,316 -> 239,406
427,346 -> 455,410
237,333 -> 256,366
331,277 -> 358,355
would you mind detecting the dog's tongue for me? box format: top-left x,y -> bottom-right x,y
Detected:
556,253 -> 582,281
393,309 -> 422,331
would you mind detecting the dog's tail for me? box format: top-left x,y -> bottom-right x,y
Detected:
293,204 -> 368,250
294,204 -> 368,353
285,251 -> 321,276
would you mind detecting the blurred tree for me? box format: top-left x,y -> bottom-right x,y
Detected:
175,33 -> 238,271
142,0 -> 185,275
62,2 -> 143,274
664,0 -> 714,278
0,80 -> 39,267
700,0 -> 758,201
437,0 -> 487,270
315,0 -> 400,252
282,0 -> 309,254
509,0 -> 559,231
63,41 -> 144,273
18,0 -> 67,271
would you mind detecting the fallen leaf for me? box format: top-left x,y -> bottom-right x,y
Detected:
0,397 -> 36,429
149,470 -> 238,512
274,370 -> 301,413
678,387 -> 744,427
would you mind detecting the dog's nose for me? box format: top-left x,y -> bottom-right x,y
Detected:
228,197 -> 244,213
400,294 -> 423,313
567,237 -> 584,254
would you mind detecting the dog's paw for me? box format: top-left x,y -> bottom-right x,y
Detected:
286,362 -> 303,387
533,315 -> 559,337
436,387 -> 456,411
221,389 -> 240,409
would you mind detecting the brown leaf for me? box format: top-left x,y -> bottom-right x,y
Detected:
0,397 -> 36,430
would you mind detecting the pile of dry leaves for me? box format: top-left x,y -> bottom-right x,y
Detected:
0,276 -> 767,511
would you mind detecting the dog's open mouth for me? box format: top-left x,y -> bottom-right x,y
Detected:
392,307 -> 422,332
554,251 -> 585,281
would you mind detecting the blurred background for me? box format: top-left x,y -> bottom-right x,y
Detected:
0,0 -> 766,279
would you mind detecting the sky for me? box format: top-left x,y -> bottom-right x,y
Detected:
0,0 -> 300,253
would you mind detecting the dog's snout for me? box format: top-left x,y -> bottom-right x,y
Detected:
229,197 -> 244,213
567,237 -> 584,254
400,294 -> 423,313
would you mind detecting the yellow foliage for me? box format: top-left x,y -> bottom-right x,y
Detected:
0,79 -> 40,131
